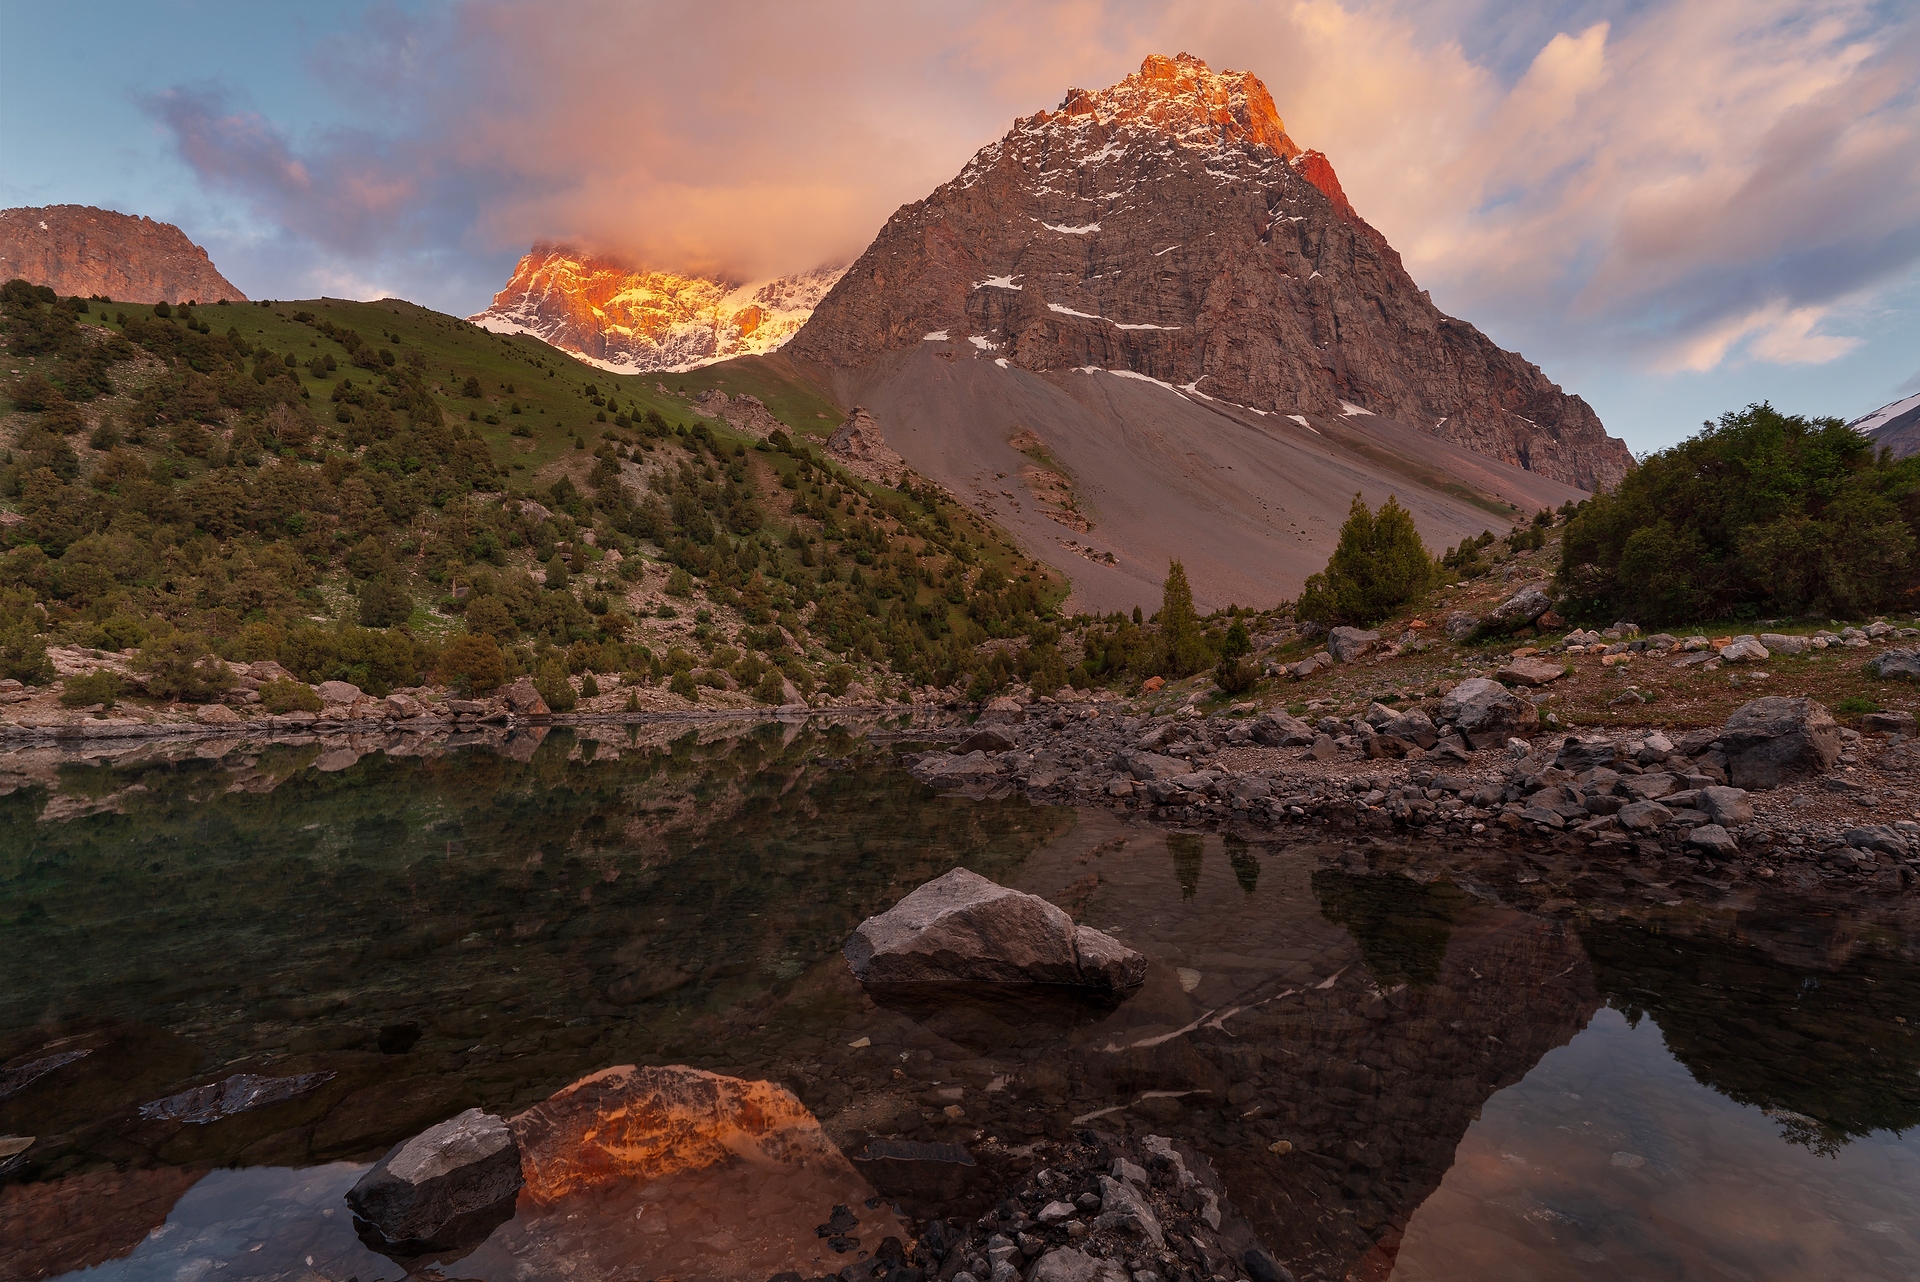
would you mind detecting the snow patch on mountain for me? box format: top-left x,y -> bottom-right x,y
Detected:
1852,393 -> 1920,435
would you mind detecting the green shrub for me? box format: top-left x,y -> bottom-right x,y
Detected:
59,670 -> 122,708
435,634 -> 504,694
1214,656 -> 1258,694
259,677 -> 323,713
1834,696 -> 1881,717
824,663 -> 854,697
534,654 -> 576,711
134,632 -> 235,702
1559,403 -> 1920,624
580,671 -> 600,699
1221,618 -> 1252,658
754,668 -> 787,704
666,566 -> 694,598
669,668 -> 697,700
0,601 -> 53,685
357,574 -> 413,627
1298,494 -> 1435,628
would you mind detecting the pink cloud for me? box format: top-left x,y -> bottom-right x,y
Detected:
149,0 -> 1919,372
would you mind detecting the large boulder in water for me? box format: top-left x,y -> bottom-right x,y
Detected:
844,868 -> 1146,997
345,1108 -> 523,1258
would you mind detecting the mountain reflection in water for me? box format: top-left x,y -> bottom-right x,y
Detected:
0,722 -> 1915,1282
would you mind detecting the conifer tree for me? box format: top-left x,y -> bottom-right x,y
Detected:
1297,493 -> 1434,627
1158,560 -> 1210,676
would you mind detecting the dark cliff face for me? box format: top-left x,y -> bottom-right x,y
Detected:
0,205 -> 248,305
789,53 -> 1631,492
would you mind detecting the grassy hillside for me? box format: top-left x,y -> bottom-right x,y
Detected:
0,284 -> 1095,709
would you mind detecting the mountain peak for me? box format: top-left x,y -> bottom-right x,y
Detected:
1048,53 -> 1299,158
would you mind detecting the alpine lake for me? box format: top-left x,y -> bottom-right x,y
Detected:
2,717 -> 1916,1282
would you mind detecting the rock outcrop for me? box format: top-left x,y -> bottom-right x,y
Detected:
469,244 -> 842,373
844,867 -> 1147,996
788,53 -> 1631,492
826,405 -> 908,485
346,1108 -> 523,1257
0,206 -> 247,303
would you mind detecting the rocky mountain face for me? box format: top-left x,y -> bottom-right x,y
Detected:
470,245 -> 842,374
788,53 -> 1630,492
0,205 -> 248,304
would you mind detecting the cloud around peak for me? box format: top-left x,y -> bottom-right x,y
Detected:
146,0 -> 1920,382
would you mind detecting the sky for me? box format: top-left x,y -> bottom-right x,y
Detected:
3,0 -> 1917,454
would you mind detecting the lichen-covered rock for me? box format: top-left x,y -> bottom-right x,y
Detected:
844,867 -> 1146,996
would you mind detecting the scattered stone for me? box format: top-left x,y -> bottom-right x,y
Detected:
345,1108 -> 523,1257
191,703 -> 241,726
979,697 -> 1026,724
1497,657 -> 1566,687
1699,786 -> 1754,826
1720,636 -> 1770,662
1686,824 -> 1738,857
1617,800 -> 1673,831
843,868 -> 1147,996
315,680 -> 364,704
1861,711 -> 1918,735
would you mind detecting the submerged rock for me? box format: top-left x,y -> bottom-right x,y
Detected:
844,867 -> 1146,996
139,1070 -> 335,1123
346,1107 -> 523,1258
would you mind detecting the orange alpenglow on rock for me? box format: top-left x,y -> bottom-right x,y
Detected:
510,1063 -> 851,1202
1052,52 -> 1300,158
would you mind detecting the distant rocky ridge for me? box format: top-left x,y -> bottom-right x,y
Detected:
470,245 -> 843,373
1851,392 -> 1920,459
788,53 -> 1631,492
0,205 -> 247,304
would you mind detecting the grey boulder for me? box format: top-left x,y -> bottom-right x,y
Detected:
1554,736 -> 1618,773
1719,697 -> 1840,789
1869,648 -> 1920,680
346,1108 -> 523,1257
1438,678 -> 1537,747
1487,586 -> 1552,628
1250,711 -> 1315,747
1328,627 -> 1381,663
844,867 -> 1146,996
1699,786 -> 1754,826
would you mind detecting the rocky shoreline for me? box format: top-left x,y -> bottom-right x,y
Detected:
903,692 -> 1920,896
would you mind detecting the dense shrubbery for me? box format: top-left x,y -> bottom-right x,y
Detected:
1558,403 -> 1920,624
1297,494 -> 1435,627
